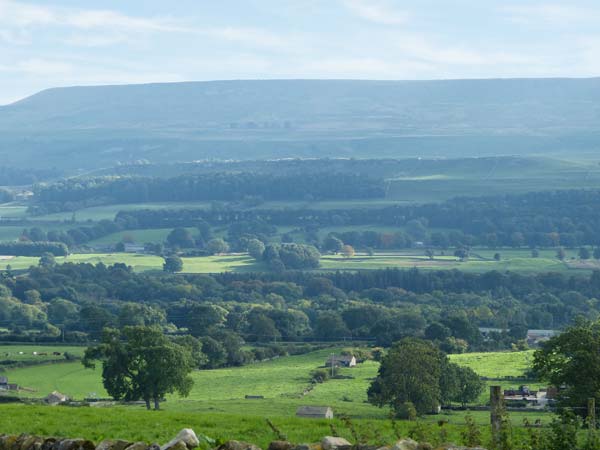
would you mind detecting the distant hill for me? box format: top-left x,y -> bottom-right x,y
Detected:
1,78 -> 599,170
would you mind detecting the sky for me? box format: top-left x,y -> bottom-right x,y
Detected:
0,0 -> 599,104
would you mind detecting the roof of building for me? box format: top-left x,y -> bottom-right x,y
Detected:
326,355 -> 355,362
45,391 -> 69,403
0,376 -> 8,384
527,329 -> 559,336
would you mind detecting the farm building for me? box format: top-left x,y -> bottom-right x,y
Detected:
296,406 -> 334,419
0,376 -> 17,391
45,391 -> 69,405
124,244 -> 145,253
503,385 -> 554,408
325,355 -> 356,367
527,330 -> 559,346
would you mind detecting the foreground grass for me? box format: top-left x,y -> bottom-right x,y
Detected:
0,404 -> 551,448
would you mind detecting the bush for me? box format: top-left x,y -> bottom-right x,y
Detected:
310,369 -> 330,383
396,401 -> 418,420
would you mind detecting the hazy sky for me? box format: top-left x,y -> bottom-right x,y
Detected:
1,0 -> 599,104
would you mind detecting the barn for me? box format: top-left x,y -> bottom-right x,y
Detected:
296,406 -> 334,419
325,355 -> 357,368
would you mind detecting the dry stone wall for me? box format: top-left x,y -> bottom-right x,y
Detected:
0,430 -> 486,450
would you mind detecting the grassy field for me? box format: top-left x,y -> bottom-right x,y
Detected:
0,253 -> 263,273
0,348 -> 550,447
2,248 -> 593,274
0,403 -> 554,448
320,250 -> 579,273
450,351 -> 535,379
0,345 -> 85,366
5,348 -> 538,415
0,203 -> 28,219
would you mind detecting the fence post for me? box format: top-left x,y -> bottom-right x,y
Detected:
589,398 -> 596,430
490,385 -> 503,448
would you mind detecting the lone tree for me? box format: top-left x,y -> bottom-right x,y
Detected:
533,320 -> 600,412
341,244 -> 355,259
163,255 -> 183,273
247,238 -> 266,260
39,252 -> 56,267
207,238 -> 229,255
83,326 -> 196,410
579,247 -> 591,260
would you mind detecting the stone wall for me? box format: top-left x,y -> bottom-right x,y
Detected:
0,430 -> 486,450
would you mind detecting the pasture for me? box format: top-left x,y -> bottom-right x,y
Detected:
5,348 -> 537,414
450,350 -> 534,379
1,248 -> 589,274
0,344 -> 84,368
0,253 -> 262,273
0,348 -> 550,447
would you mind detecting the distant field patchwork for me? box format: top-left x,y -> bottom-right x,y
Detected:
0,248 -> 589,274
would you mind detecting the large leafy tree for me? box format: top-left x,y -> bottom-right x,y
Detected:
368,338 -> 444,415
368,338 -> 483,415
83,326 -> 196,410
533,320 -> 600,410
440,360 -> 485,407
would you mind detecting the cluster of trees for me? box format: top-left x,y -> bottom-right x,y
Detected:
30,173 -> 384,213
0,241 -> 68,256
115,188 -> 600,248
533,319 -> 600,411
368,338 -> 484,415
261,243 -> 321,270
0,284 -> 51,334
19,221 -> 126,248
5,263 -> 600,350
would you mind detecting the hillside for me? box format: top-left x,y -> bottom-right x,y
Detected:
1,78 -> 600,169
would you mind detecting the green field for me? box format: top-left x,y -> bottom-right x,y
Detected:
0,253 -> 262,273
0,345 -> 84,367
450,351 -> 535,379
4,348 -> 537,415
0,203 -> 29,219
0,403 -> 554,448
2,248 -> 593,275
0,348 -> 550,446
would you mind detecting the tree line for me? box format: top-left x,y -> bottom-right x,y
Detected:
4,263 -> 600,354
29,172 -> 385,214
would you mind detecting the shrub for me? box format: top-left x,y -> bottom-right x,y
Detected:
396,401 -> 418,420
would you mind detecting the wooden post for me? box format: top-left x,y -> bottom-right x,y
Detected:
490,385 -> 503,448
589,398 -> 596,430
